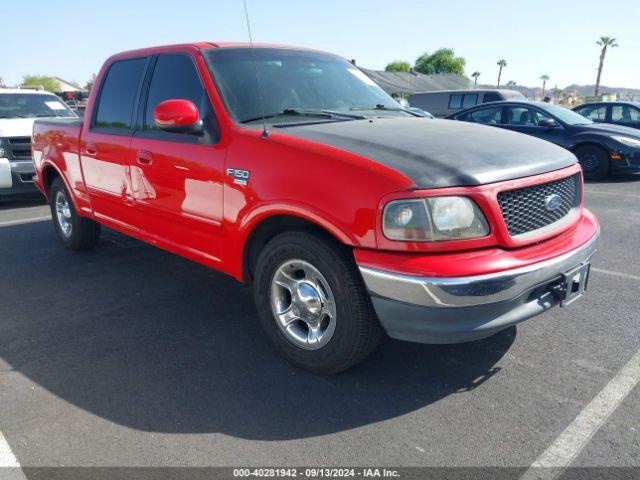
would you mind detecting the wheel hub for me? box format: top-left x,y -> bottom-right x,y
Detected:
294,282 -> 323,320
579,153 -> 599,171
270,259 -> 337,350
55,190 -> 73,238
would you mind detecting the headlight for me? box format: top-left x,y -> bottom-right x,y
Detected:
383,196 -> 489,241
611,135 -> 640,148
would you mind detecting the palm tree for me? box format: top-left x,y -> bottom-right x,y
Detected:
471,71 -> 481,88
595,36 -> 619,97
540,75 -> 550,97
506,80 -> 516,87
496,59 -> 507,88
554,85 -> 564,103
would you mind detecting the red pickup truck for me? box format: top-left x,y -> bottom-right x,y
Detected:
32,42 -> 599,373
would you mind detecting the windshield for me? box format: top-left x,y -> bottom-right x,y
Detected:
0,93 -> 76,119
543,103 -> 593,125
203,48 -> 404,124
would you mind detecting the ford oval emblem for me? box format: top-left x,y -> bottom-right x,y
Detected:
545,194 -> 563,211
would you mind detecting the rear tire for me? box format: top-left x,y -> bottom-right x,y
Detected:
575,144 -> 610,180
253,231 -> 384,374
49,177 -> 100,250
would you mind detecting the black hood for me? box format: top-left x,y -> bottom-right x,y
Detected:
277,117 -> 576,189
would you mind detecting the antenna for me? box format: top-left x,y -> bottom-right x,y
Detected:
242,0 -> 269,138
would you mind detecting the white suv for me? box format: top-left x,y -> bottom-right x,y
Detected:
0,89 -> 77,199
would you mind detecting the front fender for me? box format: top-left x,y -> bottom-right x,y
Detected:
239,201 -> 361,246
567,133 -> 616,154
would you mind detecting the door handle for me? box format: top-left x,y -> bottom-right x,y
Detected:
85,143 -> 98,156
136,150 -> 154,166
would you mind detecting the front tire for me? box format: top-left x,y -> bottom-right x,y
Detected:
575,144 -> 610,180
49,177 -> 100,250
253,231 -> 383,374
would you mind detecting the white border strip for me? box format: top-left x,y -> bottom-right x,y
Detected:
0,432 -> 27,480
521,349 -> 640,480
0,431 -> 26,480
0,432 -> 20,467
0,216 -> 51,227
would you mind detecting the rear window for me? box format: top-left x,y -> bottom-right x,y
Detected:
95,58 -> 147,129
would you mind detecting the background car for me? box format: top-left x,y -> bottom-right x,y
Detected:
409,89 -> 526,118
407,107 -> 435,118
447,100 -> 640,179
573,101 -> 640,130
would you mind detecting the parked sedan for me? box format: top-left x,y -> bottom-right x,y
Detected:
573,101 -> 640,130
447,101 -> 640,179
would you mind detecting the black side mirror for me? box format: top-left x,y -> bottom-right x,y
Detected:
538,118 -> 557,128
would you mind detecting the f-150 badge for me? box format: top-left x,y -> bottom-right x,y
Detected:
226,168 -> 250,186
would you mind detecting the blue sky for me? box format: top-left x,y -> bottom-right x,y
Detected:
2,0 -> 639,89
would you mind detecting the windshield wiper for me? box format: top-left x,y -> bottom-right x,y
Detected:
350,104 -> 421,116
0,114 -> 28,118
239,108 -> 365,124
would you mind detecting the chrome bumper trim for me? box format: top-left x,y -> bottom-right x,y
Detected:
359,229 -> 600,308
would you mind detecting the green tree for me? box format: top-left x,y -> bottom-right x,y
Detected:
0,76 -> 5,87
385,61 -> 411,72
84,73 -> 97,92
471,71 -> 481,87
540,74 -> 550,96
20,75 -> 60,92
506,80 -> 517,87
414,48 -> 465,76
595,36 -> 618,97
496,59 -> 507,87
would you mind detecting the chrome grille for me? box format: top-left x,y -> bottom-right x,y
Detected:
8,137 -> 31,145
497,173 -> 581,237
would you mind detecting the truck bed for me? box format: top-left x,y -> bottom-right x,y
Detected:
32,118 -> 85,201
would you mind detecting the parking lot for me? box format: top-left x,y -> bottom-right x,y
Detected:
0,175 -> 638,475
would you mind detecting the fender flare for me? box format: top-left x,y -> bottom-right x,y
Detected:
239,202 -> 360,247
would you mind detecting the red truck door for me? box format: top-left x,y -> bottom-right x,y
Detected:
128,53 -> 225,265
81,57 -> 149,228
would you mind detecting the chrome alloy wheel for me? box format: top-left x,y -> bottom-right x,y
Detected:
55,190 -> 73,238
270,259 -> 337,350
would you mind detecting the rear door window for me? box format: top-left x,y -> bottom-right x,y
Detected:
448,94 -> 463,109
94,58 -> 147,130
611,105 -> 640,125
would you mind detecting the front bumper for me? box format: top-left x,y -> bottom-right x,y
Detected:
611,146 -> 640,171
0,158 -> 39,196
359,220 -> 600,344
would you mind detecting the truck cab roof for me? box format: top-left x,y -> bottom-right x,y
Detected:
107,42 -> 318,61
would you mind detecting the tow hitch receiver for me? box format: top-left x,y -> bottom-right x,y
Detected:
550,263 -> 591,307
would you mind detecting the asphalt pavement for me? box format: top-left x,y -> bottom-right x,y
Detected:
0,176 -> 638,477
